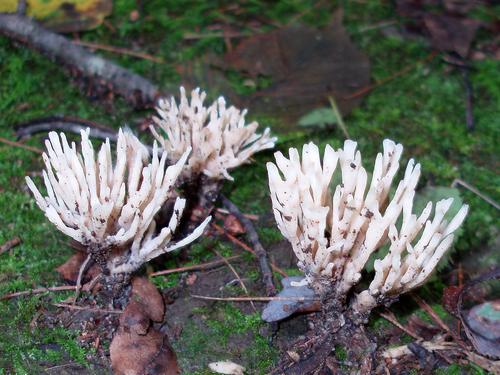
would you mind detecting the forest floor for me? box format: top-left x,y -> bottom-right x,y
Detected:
0,1 -> 498,374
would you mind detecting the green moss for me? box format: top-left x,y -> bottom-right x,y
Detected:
174,303 -> 277,374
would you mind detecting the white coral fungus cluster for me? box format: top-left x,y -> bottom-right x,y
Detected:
267,139 -> 468,311
26,129 -> 210,274
150,87 -> 277,181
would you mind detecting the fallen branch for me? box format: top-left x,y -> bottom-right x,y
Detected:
149,255 -> 241,277
0,136 -> 43,154
220,195 -> 277,296
191,294 -> 317,302
212,223 -> 287,278
0,236 -> 22,255
0,13 -> 161,107
14,116 -> 117,142
1,285 -> 76,300
53,302 -> 122,314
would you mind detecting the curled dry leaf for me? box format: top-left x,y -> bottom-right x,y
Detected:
208,361 -> 245,375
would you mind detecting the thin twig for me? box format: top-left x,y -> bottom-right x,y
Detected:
53,302 -> 122,314
212,222 -> 287,278
379,310 -> 422,340
221,195 -> 277,296
72,40 -> 164,64
452,178 -> 499,210
183,31 -> 251,40
213,249 -> 256,312
342,52 -> 438,100
328,96 -> 349,139
149,255 -> 241,277
215,207 -> 259,221
412,294 -> 468,351
412,295 -> 451,334
0,236 -> 21,255
1,285 -> 76,300
72,254 -> 91,305
0,136 -> 43,154
191,294 -> 317,302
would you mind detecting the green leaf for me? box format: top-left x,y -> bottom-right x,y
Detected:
298,108 -> 337,128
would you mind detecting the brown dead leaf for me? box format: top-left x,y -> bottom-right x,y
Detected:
224,214 -> 245,236
221,9 -> 370,121
119,299 -> 150,335
423,14 -> 481,57
56,252 -> 100,283
131,277 -> 165,322
110,328 -> 179,375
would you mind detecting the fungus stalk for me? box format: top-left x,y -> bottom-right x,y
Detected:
26,129 -> 210,283
267,139 -> 468,373
150,87 -> 276,223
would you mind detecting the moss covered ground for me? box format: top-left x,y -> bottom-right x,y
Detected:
0,1 -> 498,374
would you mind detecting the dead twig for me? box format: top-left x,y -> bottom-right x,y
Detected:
213,249 -> 256,312
0,136 -> 43,154
1,285 -> 76,300
412,294 -> 467,351
343,52 -> 438,100
328,96 -> 349,139
72,254 -> 91,305
53,302 -> 122,314
14,116 -> 117,142
220,195 -> 277,296
215,207 -> 259,221
149,255 -> 241,277
379,310 -> 422,340
452,178 -> 499,210
72,40 -> 164,64
0,13 -> 161,107
0,236 -> 21,255
191,294 -> 316,302
212,223 -> 287,278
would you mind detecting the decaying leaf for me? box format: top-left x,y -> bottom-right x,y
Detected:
223,214 -> 246,236
208,361 -> 245,375
396,0 -> 483,57
261,276 -> 317,323
465,301 -> 500,359
111,276 -> 177,374
0,0 -> 112,32
110,328 -> 179,375
423,14 -> 481,57
130,277 -> 165,323
222,9 -> 370,121
56,252 -> 100,283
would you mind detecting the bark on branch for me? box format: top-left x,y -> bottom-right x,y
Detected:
0,13 -> 162,107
